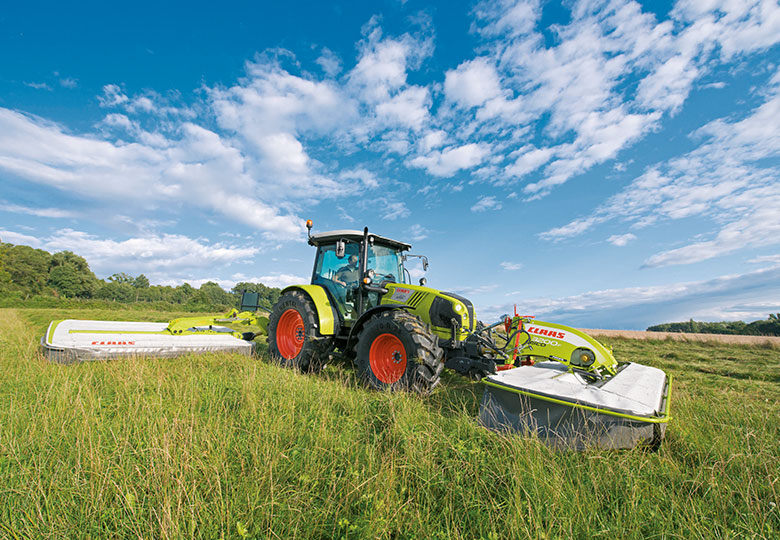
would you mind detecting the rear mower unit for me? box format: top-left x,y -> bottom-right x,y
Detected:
41,222 -> 671,449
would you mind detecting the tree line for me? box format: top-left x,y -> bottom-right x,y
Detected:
647,315 -> 780,337
0,242 -> 280,311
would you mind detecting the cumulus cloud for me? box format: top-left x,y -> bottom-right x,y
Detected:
408,143 -> 490,177
608,233 -> 636,247
408,224 -> 429,241
0,201 -> 75,219
316,48 -> 343,78
444,57 -> 504,108
0,229 -> 42,246
471,195 -> 502,213
500,261 -> 523,270
380,200 -> 411,221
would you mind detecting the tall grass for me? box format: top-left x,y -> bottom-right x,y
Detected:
1,308 -> 778,539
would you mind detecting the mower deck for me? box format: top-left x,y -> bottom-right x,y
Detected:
41,319 -> 254,363
479,361 -> 671,450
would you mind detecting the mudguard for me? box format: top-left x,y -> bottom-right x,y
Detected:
281,285 -> 338,335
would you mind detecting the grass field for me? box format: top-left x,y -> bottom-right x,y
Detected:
1,307 -> 779,539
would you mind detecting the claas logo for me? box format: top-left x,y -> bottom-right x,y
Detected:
527,326 -> 565,339
91,341 -> 135,345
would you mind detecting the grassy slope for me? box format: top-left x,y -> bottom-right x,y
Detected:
1,308 -> 778,540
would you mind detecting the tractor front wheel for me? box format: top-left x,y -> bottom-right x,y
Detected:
356,310 -> 443,393
268,290 -> 332,372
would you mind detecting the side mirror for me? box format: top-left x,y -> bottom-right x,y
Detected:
422,257 -> 429,271
336,240 -> 345,258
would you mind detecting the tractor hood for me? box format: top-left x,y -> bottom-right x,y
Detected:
381,282 -> 475,342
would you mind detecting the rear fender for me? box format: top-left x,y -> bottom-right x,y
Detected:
281,285 -> 339,336
345,305 -> 414,355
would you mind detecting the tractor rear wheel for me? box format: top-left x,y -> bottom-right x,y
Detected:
268,290 -> 332,372
356,310 -> 443,393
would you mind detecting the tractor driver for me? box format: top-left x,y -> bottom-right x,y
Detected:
334,254 -> 359,290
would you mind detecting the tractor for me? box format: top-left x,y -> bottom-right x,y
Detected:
265,221 -> 613,393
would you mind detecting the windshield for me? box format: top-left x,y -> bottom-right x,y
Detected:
367,244 -> 406,284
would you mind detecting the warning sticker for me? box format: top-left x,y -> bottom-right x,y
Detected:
391,287 -> 414,303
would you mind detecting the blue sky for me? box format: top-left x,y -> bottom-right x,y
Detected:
1,0 -> 779,329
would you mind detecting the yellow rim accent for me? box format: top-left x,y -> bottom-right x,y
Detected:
46,320 -> 64,344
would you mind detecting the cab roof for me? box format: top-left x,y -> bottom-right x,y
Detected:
308,229 -> 412,251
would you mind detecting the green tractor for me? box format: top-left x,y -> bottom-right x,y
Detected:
265,222 -> 614,393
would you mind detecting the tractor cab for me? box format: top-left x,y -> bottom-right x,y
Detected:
308,227 -> 413,323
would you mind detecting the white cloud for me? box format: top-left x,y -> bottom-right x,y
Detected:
505,145 -> 554,178
749,254 -> 780,265
24,82 -> 52,91
444,57 -> 504,108
500,261 -> 523,270
471,195 -> 502,213
99,84 -> 129,107
348,18 -> 433,104
375,86 -> 430,131
608,233 -> 636,247
316,48 -> 343,78
339,167 -> 379,188
380,201 -> 410,221
409,143 -> 490,177
59,77 -> 78,89
0,201 -> 75,219
0,229 -> 42,246
408,224 -> 428,241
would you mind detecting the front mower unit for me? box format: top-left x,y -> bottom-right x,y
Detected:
479,362 -> 671,450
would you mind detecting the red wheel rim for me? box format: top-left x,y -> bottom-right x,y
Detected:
277,308 -> 304,359
369,333 -> 407,384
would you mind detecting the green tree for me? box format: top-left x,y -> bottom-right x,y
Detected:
48,251 -> 98,298
108,272 -> 134,284
47,265 -> 83,298
197,281 -> 234,307
1,244 -> 52,295
133,274 -> 150,288
0,243 -> 13,293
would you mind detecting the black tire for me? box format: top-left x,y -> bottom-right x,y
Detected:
355,310 -> 443,393
267,290 -> 333,372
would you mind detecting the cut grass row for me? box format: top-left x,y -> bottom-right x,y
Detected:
1,307 -> 778,539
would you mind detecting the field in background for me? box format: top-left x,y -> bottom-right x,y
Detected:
1,307 -> 779,539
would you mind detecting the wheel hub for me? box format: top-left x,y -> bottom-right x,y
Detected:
277,308 -> 305,359
369,333 -> 408,384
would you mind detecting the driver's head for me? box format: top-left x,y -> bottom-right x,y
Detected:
348,255 -> 358,267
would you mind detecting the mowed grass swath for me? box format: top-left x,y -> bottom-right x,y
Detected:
1,307 -> 779,539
